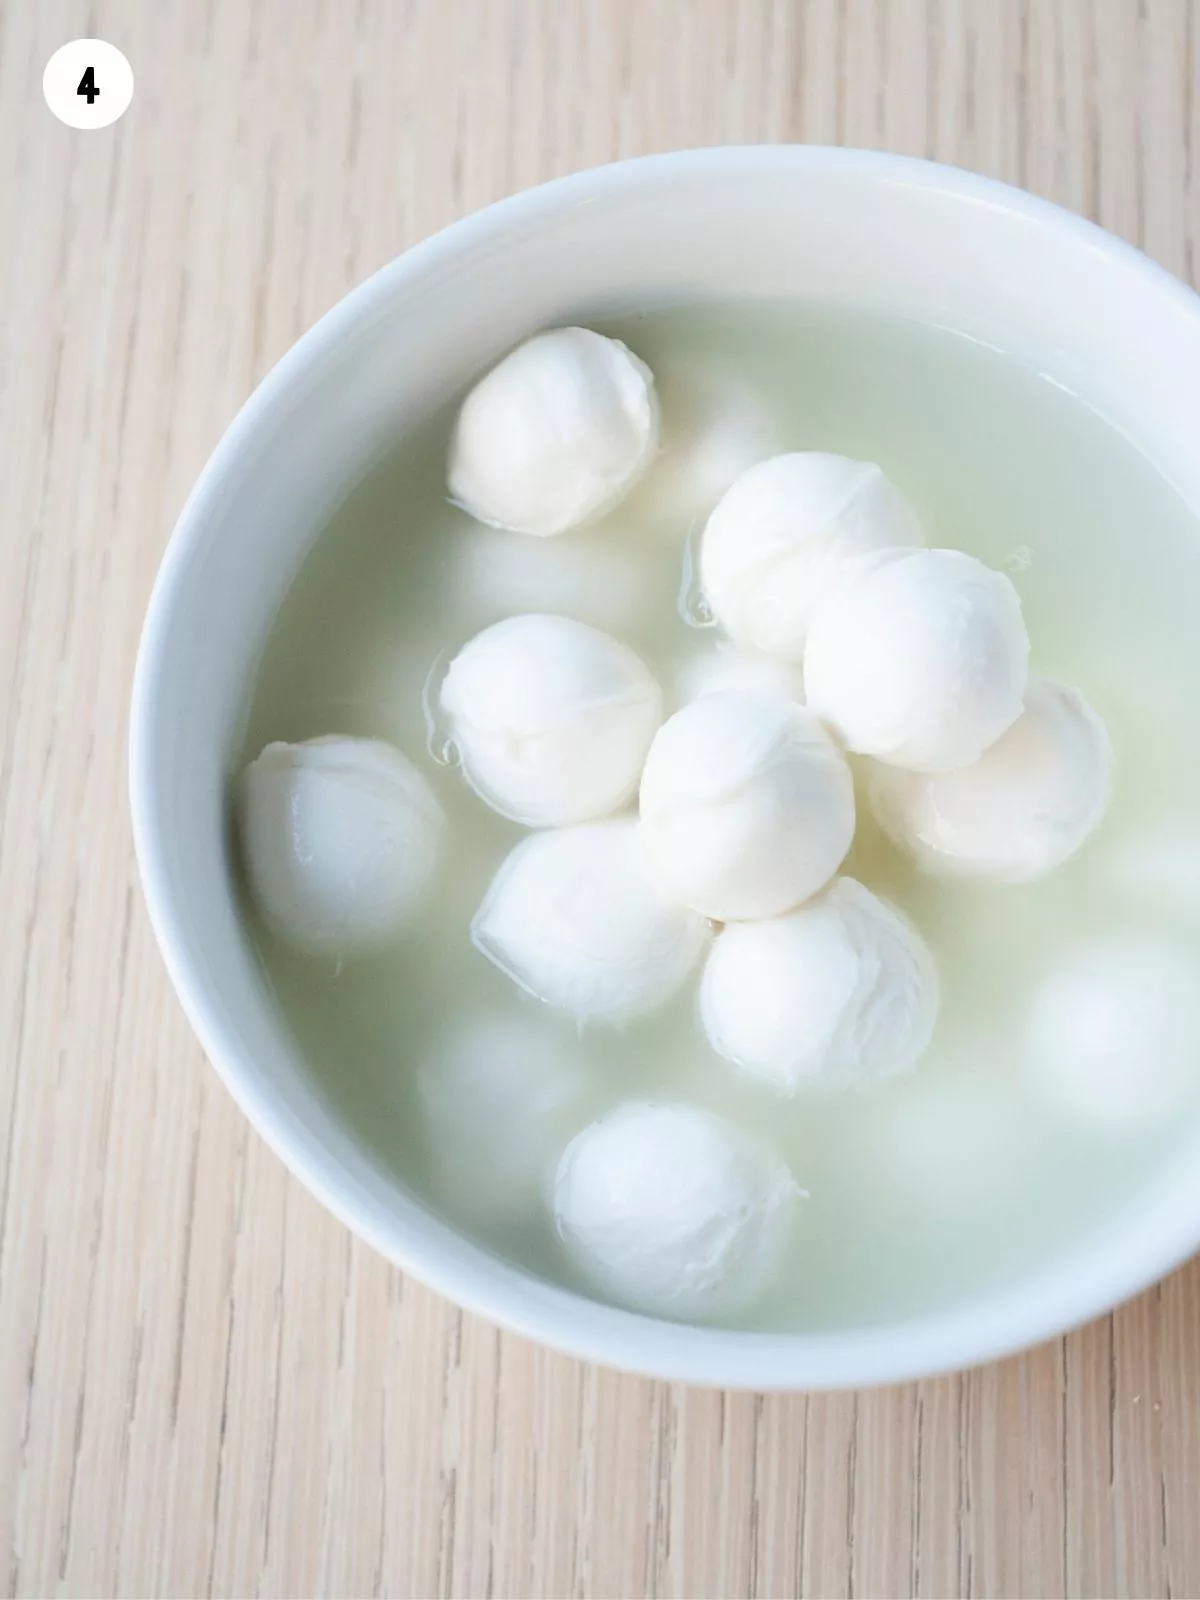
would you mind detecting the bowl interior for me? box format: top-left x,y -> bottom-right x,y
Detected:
132,148 -> 1200,1388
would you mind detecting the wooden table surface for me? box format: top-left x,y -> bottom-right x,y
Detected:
3,2 -> 1199,1595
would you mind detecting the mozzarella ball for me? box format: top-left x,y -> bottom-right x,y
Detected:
805,548 -> 1029,771
671,643 -> 805,709
553,1102 -> 799,1318
869,679 -> 1113,881
239,736 -> 445,958
448,327 -> 658,536
451,520 -> 650,636
417,1013 -> 590,1223
1027,938 -> 1200,1126
700,453 -> 925,660
700,879 -> 939,1093
440,614 -> 662,826
636,361 -> 777,531
638,691 -> 855,921
472,820 -> 709,1024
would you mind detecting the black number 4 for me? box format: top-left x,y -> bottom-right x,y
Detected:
77,66 -> 99,104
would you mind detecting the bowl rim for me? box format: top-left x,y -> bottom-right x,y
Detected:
131,144 -> 1200,1391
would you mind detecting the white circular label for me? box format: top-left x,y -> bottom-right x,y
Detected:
43,39 -> 134,130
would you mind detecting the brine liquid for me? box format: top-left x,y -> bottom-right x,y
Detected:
238,303 -> 1200,1331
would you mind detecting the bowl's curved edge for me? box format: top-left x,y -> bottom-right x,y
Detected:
130,145 -> 1200,1391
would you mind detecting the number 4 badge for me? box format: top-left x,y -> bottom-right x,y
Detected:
43,40 -> 133,130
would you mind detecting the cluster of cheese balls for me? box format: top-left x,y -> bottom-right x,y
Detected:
439,329 -> 1112,1085
238,326 -> 1116,1321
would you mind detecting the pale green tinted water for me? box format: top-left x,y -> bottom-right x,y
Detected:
238,303 -> 1200,1330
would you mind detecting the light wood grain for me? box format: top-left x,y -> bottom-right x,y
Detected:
2,2 -> 1199,1595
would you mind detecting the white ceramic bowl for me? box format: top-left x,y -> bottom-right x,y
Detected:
131,147 -> 1200,1390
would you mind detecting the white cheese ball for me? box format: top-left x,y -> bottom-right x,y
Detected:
700,453 -> 925,660
869,679 -> 1113,881
1027,938 -> 1200,1127
805,548 -> 1029,771
472,820 -> 709,1024
638,691 -> 855,921
700,879 -> 939,1093
448,327 -> 658,536
451,521 -> 650,636
636,361 -> 777,531
417,1013 -> 590,1223
239,736 -> 446,958
670,643 -> 805,709
553,1102 -> 799,1319
440,614 -> 662,826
